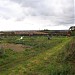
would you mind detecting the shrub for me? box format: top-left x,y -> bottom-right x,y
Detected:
0,47 -> 5,58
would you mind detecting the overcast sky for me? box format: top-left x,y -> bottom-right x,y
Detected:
0,0 -> 75,31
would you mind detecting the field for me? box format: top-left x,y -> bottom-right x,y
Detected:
0,36 -> 75,75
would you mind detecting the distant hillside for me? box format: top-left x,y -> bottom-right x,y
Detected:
0,30 -> 48,36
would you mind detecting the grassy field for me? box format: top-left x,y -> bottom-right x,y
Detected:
0,36 -> 75,75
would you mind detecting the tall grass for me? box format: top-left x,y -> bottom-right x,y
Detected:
0,36 -> 74,75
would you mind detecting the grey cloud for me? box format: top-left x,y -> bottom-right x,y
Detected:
11,0 -> 42,8
0,6 -> 12,19
10,0 -> 75,25
10,0 -> 54,16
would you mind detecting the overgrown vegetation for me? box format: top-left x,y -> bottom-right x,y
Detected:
0,47 -> 5,58
0,36 -> 75,75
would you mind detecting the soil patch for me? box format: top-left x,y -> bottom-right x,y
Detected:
0,43 -> 32,52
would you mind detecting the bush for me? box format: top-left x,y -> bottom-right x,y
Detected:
70,31 -> 75,36
0,47 -> 5,58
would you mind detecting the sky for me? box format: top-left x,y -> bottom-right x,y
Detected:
0,0 -> 75,31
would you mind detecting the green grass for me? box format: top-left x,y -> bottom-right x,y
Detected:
0,36 -> 74,75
